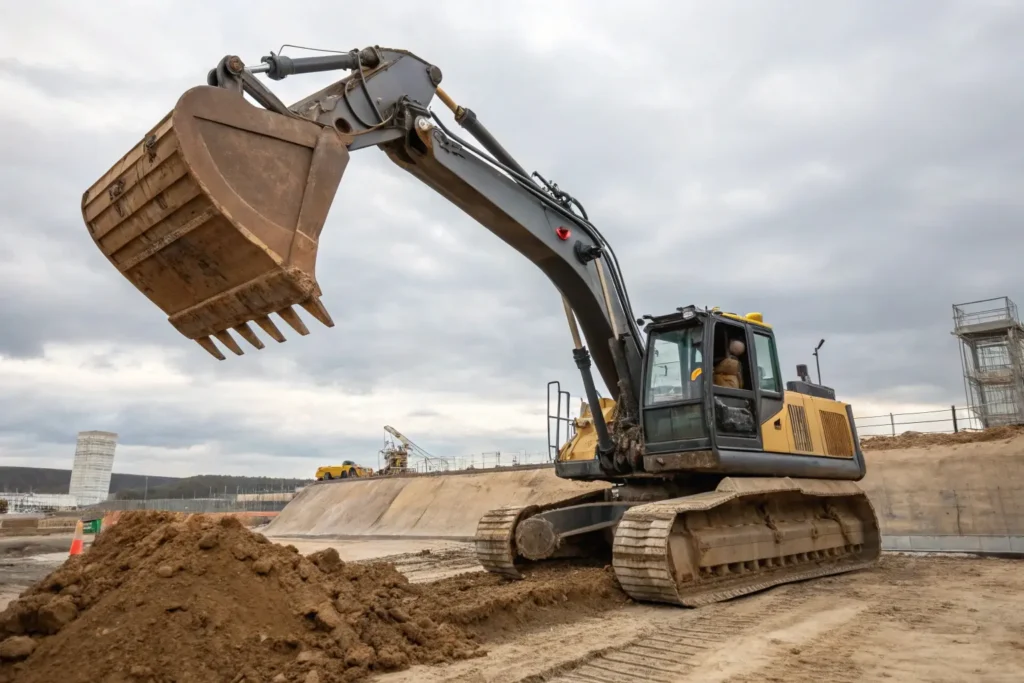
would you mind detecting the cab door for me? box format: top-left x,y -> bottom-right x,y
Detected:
748,326 -> 785,440
707,318 -> 764,452
641,322 -> 711,455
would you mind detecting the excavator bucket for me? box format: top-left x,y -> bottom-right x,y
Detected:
80,85 -> 350,360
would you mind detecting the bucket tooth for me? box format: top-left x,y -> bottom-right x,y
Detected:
233,322 -> 265,350
214,330 -> 245,356
300,297 -> 335,328
196,337 -> 226,361
254,315 -> 286,343
277,306 -> 310,336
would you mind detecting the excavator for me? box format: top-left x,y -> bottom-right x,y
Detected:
80,45 -> 880,607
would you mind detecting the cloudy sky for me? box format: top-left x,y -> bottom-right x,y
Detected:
1,1 -> 1022,478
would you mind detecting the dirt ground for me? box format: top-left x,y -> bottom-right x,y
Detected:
3,518 -> 1023,682
375,551 -> 1024,683
860,424 -> 1024,451
255,536 -> 1024,682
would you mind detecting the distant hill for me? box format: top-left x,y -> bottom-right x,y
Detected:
0,467 -> 178,495
113,474 -> 311,500
0,467 -> 310,500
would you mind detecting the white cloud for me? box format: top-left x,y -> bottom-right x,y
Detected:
0,343 -> 548,475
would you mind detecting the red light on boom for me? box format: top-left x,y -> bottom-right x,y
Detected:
555,227 -> 571,241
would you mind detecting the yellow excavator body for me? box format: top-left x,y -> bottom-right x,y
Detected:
557,398 -> 618,462
563,393 -> 858,464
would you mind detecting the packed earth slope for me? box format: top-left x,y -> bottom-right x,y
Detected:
266,468 -> 608,539
860,428 -> 1024,538
267,428 -> 1024,549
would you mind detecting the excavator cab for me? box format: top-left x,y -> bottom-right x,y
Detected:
642,306 -> 773,456
557,304 -> 865,484
557,306 -> 772,472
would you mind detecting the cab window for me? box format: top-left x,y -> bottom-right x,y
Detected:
645,326 -> 703,405
753,332 -> 781,393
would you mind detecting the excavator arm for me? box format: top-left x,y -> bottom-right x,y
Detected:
274,47 -> 647,409
83,47 -> 642,426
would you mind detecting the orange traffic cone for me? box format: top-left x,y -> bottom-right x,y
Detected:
68,520 -> 85,556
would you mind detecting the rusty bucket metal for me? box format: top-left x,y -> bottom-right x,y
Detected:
81,85 -> 349,359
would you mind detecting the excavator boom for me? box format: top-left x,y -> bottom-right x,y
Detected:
82,47 -> 642,404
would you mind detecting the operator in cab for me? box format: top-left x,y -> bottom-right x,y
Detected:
713,339 -> 746,389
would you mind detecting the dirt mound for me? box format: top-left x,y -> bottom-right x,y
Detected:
0,512 -> 629,683
860,425 -> 1024,451
427,562 -> 628,643
0,511 -> 488,682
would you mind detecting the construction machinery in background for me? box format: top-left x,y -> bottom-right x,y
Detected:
379,425 -> 449,475
315,461 -> 372,481
80,45 -> 880,607
379,426 -> 410,475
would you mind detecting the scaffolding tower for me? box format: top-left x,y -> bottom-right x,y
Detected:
952,297 -> 1024,428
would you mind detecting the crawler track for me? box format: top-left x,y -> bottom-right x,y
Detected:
474,491 -> 607,578
611,477 -> 881,606
474,478 -> 881,608
474,505 -> 534,578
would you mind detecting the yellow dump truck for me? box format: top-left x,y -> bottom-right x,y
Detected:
315,461 -> 372,480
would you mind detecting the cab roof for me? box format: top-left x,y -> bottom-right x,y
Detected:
639,305 -> 772,331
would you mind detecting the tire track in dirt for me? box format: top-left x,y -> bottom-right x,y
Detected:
712,555 -> 1024,683
720,576 -> 921,683
540,615 -> 761,683
723,605 -> 878,683
536,589 -> 866,683
382,548 -> 482,583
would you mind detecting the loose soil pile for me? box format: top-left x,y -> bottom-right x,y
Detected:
424,561 -> 628,644
860,424 -> 1024,451
0,511 -> 626,683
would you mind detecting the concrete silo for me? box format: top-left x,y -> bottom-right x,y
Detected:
68,430 -> 118,506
